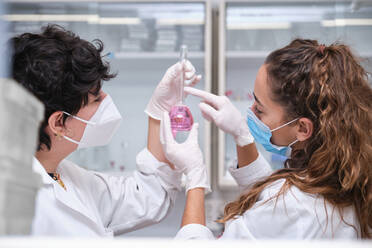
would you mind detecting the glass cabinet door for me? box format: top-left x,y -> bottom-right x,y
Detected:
218,0 -> 372,187
5,1 -> 212,177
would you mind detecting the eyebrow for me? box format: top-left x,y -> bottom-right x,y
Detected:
253,92 -> 263,106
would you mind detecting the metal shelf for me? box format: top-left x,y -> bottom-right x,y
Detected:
226,51 -> 269,59
113,52 -> 205,60
226,51 -> 372,59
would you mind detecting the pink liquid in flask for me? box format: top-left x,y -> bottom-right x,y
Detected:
169,45 -> 194,138
169,105 -> 194,138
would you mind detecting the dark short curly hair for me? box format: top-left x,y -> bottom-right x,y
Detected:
11,24 -> 116,151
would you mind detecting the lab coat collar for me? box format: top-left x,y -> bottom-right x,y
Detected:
32,157 -> 98,225
52,176 -> 98,225
32,157 -> 55,185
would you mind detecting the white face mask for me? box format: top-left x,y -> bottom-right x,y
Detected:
62,94 -> 122,149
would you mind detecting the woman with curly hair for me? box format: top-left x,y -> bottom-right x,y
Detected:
160,39 -> 372,239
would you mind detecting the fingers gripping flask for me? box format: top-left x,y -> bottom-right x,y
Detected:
169,45 -> 194,139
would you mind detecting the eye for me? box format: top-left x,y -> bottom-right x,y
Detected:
94,96 -> 102,103
254,105 -> 263,115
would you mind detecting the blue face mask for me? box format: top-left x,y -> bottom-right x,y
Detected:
247,108 -> 299,157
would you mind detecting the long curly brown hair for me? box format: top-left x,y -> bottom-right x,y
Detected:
220,39 -> 372,238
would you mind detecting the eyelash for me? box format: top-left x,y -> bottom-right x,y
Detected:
254,105 -> 263,115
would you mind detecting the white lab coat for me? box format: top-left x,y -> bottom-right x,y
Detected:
176,154 -> 360,239
32,148 -> 182,237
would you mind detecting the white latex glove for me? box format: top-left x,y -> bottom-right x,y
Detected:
160,112 -> 210,193
145,61 -> 202,120
184,87 -> 254,147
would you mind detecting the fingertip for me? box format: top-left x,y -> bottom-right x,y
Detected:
184,60 -> 193,71
184,80 -> 191,86
185,71 -> 195,79
198,101 -> 218,122
184,86 -> 193,94
191,75 -> 202,85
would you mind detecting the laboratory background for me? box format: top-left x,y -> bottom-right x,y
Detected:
1,0 -> 372,238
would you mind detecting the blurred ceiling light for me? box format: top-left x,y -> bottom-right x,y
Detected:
322,18 -> 372,26
227,22 -> 291,30
2,14 -> 141,25
2,14 -> 99,22
157,18 -> 204,25
94,17 -> 141,25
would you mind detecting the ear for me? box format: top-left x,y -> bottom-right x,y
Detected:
296,117 -> 313,142
48,111 -> 66,136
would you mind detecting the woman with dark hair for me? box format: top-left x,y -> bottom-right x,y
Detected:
11,25 -> 209,236
160,39 -> 372,239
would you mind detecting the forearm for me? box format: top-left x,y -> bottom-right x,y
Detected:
236,143 -> 259,168
147,117 -> 174,169
181,188 -> 205,227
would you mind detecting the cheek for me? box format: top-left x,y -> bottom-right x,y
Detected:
270,128 -> 287,146
260,115 -> 289,145
65,119 -> 87,140
270,125 -> 295,146
79,104 -> 99,121
260,114 -> 278,130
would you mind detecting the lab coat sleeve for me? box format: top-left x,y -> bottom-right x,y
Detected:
175,224 -> 215,239
92,148 -> 183,235
220,181 -> 306,239
228,152 -> 273,193
175,180 -> 304,240
175,153 -> 274,240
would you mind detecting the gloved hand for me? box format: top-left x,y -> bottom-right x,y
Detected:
160,112 -> 210,193
184,87 -> 254,147
145,61 -> 202,120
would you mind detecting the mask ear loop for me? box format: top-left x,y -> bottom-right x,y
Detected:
61,112 -> 91,146
271,118 -> 299,132
62,135 -> 81,145
59,126 -> 82,145
288,139 -> 298,147
63,111 -> 96,125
